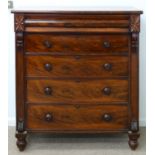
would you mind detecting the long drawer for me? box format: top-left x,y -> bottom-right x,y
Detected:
26,104 -> 129,131
25,34 -> 129,54
26,79 -> 128,103
26,55 -> 128,78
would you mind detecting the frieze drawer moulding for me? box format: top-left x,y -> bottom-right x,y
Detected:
11,9 -> 143,151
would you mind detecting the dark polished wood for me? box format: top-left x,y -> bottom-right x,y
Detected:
12,10 -> 142,151
15,131 -> 27,151
26,104 -> 128,131
25,34 -> 129,54
26,55 -> 128,78
128,131 -> 140,150
27,79 -> 128,103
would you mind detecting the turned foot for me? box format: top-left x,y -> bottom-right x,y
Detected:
15,131 -> 27,151
128,131 -> 140,150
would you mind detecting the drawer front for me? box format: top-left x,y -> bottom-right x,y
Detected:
27,79 -> 128,103
26,104 -> 128,131
24,14 -> 130,28
26,55 -> 128,78
25,34 -> 129,54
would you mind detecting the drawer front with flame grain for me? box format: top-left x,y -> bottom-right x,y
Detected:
26,55 -> 128,78
26,104 -> 128,131
25,34 -> 129,54
26,79 -> 128,104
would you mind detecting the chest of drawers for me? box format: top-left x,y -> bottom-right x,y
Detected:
12,10 -> 142,151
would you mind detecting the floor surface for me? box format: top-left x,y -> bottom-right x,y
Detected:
8,127 -> 146,155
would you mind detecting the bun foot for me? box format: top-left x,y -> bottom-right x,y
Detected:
15,131 -> 27,151
128,131 -> 140,150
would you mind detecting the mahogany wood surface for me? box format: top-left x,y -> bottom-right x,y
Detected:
26,55 -> 129,78
25,34 -> 129,54
27,79 -> 128,103
26,104 -> 128,131
12,10 -> 142,151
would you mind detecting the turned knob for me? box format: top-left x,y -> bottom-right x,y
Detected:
103,63 -> 112,71
103,41 -> 110,48
43,40 -> 52,48
44,87 -> 52,95
45,113 -> 53,122
103,87 -> 111,95
44,63 -> 52,71
103,113 -> 112,122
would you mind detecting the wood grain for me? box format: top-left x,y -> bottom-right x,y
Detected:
26,55 -> 128,78
26,104 -> 128,131
26,79 -> 128,103
25,34 -> 129,54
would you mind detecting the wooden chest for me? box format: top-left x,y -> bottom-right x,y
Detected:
12,10 -> 142,151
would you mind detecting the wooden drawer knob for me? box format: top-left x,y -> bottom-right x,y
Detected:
43,40 -> 52,48
103,41 -> 110,48
44,63 -> 52,71
103,113 -> 112,122
103,87 -> 111,95
103,63 -> 112,71
44,87 -> 52,95
45,113 -> 53,122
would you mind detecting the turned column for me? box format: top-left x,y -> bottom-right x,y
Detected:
14,14 -> 27,151
128,14 -> 141,150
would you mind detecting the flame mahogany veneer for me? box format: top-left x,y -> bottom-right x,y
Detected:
12,10 -> 142,151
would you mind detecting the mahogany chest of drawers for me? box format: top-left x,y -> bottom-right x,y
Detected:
12,10 -> 142,151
